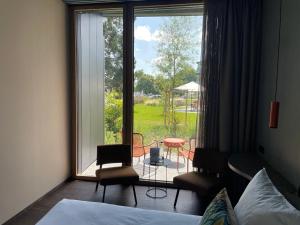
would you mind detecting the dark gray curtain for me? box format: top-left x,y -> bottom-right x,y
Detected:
197,0 -> 262,153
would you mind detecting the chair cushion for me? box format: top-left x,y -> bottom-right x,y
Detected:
173,172 -> 223,196
96,166 -> 139,185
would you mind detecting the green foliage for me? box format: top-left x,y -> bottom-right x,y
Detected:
102,16 -> 201,143
105,131 -> 118,144
175,64 -> 199,86
154,16 -> 200,132
154,74 -> 172,94
104,17 -> 123,92
156,17 -> 196,77
134,104 -> 197,144
135,70 -> 160,95
104,91 -> 122,140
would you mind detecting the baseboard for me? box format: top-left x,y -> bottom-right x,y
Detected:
2,177 -> 73,225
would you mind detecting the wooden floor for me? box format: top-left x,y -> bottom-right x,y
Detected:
4,180 -> 206,225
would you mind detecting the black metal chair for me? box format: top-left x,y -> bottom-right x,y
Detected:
95,144 -> 139,205
173,148 -> 229,207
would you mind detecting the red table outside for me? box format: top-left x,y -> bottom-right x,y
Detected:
163,138 -> 185,169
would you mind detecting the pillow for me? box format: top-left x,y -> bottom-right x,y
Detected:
200,188 -> 238,225
234,168 -> 300,225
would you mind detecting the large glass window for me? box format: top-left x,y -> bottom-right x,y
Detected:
73,3 -> 203,181
133,5 -> 203,181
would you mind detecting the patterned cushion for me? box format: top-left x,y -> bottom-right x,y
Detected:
200,188 -> 238,225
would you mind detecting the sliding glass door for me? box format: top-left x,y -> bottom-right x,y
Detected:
72,2 -> 203,180
75,8 -> 124,175
133,5 -> 203,181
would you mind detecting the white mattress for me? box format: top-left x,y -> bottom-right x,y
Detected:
36,199 -> 202,225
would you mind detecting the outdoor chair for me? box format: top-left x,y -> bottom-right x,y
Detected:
95,144 -> 139,205
173,148 -> 229,207
178,138 -> 196,172
133,132 -> 158,175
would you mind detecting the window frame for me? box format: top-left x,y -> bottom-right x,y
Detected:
69,0 -> 203,182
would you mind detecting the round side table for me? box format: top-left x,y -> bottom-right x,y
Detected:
144,157 -> 171,199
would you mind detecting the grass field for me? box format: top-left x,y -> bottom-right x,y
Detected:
133,104 -> 197,144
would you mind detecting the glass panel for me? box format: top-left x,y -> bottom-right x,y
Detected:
76,9 -> 123,176
133,4 -> 203,182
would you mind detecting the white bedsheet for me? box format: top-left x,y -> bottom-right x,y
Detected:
37,199 -> 201,225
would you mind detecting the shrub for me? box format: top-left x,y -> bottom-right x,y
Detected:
144,99 -> 160,106
134,96 -> 145,104
105,130 -> 117,144
104,91 -> 122,136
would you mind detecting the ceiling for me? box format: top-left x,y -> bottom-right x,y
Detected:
64,0 -> 145,5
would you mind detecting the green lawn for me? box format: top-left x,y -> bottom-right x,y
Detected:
133,104 -> 197,144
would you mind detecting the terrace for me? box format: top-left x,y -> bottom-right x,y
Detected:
81,142 -> 195,182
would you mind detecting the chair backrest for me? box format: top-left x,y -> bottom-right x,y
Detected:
96,144 -> 132,166
189,138 -> 196,152
192,148 -> 228,174
133,133 -> 144,147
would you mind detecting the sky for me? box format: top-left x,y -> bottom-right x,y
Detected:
134,16 -> 203,75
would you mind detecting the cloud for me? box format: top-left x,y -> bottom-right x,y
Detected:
134,26 -> 160,42
151,56 -> 163,65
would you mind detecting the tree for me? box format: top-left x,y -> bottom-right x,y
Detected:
104,17 -> 123,92
155,16 -> 199,135
135,70 -> 159,95
175,64 -> 199,86
154,74 -> 172,126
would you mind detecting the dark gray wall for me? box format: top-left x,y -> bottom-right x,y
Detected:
257,0 -> 300,188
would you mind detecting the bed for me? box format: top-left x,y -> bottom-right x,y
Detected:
36,199 -> 202,225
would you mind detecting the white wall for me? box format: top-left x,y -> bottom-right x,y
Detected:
0,0 -> 70,223
257,0 -> 300,188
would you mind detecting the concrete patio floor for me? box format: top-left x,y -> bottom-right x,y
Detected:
81,151 -> 194,182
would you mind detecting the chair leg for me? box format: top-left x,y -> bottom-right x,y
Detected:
177,150 -> 179,170
95,181 -> 99,192
174,189 -> 180,208
102,185 -> 106,202
132,185 -> 137,205
187,159 -> 189,173
143,155 -> 146,176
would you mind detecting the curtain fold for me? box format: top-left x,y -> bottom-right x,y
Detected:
197,0 -> 262,153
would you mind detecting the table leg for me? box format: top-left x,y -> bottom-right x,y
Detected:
166,165 -> 168,195
177,148 -> 179,170
148,163 -> 151,191
154,165 -> 157,197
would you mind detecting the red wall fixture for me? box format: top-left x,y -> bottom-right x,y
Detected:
269,101 -> 280,128
269,0 -> 283,129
